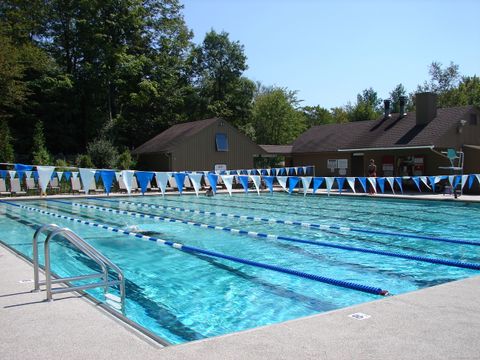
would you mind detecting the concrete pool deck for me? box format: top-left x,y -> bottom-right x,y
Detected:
1,242 -> 480,360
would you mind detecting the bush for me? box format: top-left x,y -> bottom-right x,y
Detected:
86,137 -> 118,169
116,149 -> 136,170
75,154 -> 94,168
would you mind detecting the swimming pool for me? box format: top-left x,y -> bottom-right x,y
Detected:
0,193 -> 479,344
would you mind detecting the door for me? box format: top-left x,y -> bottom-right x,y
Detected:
351,154 -> 364,176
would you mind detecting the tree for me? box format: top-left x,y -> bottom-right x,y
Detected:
0,118 -> 15,162
439,76 -> 480,108
187,30 -> 253,126
116,149 -> 136,170
32,120 -> 52,165
330,107 -> 350,123
302,106 -> 334,127
251,88 -> 306,144
347,88 -> 382,121
389,83 -> 410,113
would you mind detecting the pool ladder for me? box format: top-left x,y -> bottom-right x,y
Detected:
32,224 -> 126,313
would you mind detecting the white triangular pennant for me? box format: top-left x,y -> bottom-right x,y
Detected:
8,171 -> 16,179
57,171 -> 63,181
115,172 -> 121,182
79,168 -> 96,194
301,176 -> 312,196
188,173 -> 203,196
121,170 -> 134,195
72,172 -> 79,180
461,175 -> 469,190
420,176 -> 431,189
155,172 -> 169,195
367,177 -> 377,193
25,171 -> 32,179
221,175 -> 234,196
250,175 -> 261,195
325,177 -> 334,195
276,176 -> 288,192
448,175 -> 455,187
386,177 -> 395,194
346,177 -> 356,193
37,166 -> 55,194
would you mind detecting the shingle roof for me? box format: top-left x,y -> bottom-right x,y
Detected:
292,106 -> 474,153
132,118 -> 218,154
259,145 -> 293,154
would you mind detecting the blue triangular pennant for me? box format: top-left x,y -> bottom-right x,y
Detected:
94,171 -> 101,182
136,171 -> 154,194
428,176 -> 437,192
288,176 -> 300,194
377,177 -> 385,193
358,177 -> 367,192
14,164 -> 33,179
452,175 -> 461,189
100,170 -> 116,195
238,175 -> 249,192
63,171 -> 72,181
312,177 -> 324,193
394,177 -> 403,193
0,170 -> 6,179
411,177 -> 421,192
174,173 -> 186,194
468,175 -> 475,189
33,171 -> 39,181
263,176 -> 275,193
207,173 -> 218,194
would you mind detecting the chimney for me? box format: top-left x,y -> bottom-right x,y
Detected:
399,96 -> 407,118
383,99 -> 391,118
415,92 -> 437,126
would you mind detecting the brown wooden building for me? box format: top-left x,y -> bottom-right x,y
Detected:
291,93 -> 480,177
133,118 -> 266,171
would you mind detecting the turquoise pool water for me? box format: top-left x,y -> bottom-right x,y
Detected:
0,193 -> 479,344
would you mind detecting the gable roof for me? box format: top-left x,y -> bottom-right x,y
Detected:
292,106 -> 475,153
260,145 -> 293,155
132,118 -> 218,154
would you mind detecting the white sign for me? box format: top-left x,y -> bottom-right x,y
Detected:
214,164 -> 227,172
327,159 -> 338,170
337,159 -> 348,169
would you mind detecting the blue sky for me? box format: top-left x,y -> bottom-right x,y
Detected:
181,0 -> 480,108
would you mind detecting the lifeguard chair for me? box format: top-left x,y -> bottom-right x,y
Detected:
439,148 -> 464,196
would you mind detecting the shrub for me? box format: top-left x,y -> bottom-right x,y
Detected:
86,137 -> 118,169
116,149 -> 136,170
75,154 -> 94,168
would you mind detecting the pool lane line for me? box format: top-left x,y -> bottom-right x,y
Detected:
47,201 -> 431,288
92,197 -> 480,247
35,205 -> 342,313
57,199 -> 480,271
0,200 -> 389,296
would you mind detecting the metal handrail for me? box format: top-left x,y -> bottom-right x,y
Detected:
32,224 -> 125,312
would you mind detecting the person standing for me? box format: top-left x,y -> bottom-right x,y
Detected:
367,159 -> 377,194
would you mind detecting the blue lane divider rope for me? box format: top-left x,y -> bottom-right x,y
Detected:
93,197 -> 480,247
59,199 -> 480,271
0,200 -> 389,296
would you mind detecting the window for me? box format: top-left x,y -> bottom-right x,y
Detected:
215,133 -> 228,151
470,113 -> 478,125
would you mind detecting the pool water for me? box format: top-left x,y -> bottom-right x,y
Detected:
0,193 -> 479,344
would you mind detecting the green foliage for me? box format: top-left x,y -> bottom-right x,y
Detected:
0,118 -> 15,162
32,121 -> 52,165
54,158 -> 69,168
302,106 -> 334,127
437,76 -> 480,108
75,154 -> 95,168
330,107 -> 350,123
251,88 -> 306,145
347,88 -> 382,121
86,137 -> 119,169
389,84 -> 410,113
187,30 -> 253,126
116,149 -> 136,170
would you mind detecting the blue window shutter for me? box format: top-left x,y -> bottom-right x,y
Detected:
215,133 -> 228,151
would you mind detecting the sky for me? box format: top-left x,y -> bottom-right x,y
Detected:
181,0 -> 480,108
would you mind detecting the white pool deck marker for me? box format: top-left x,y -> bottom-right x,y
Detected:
348,312 -> 371,320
